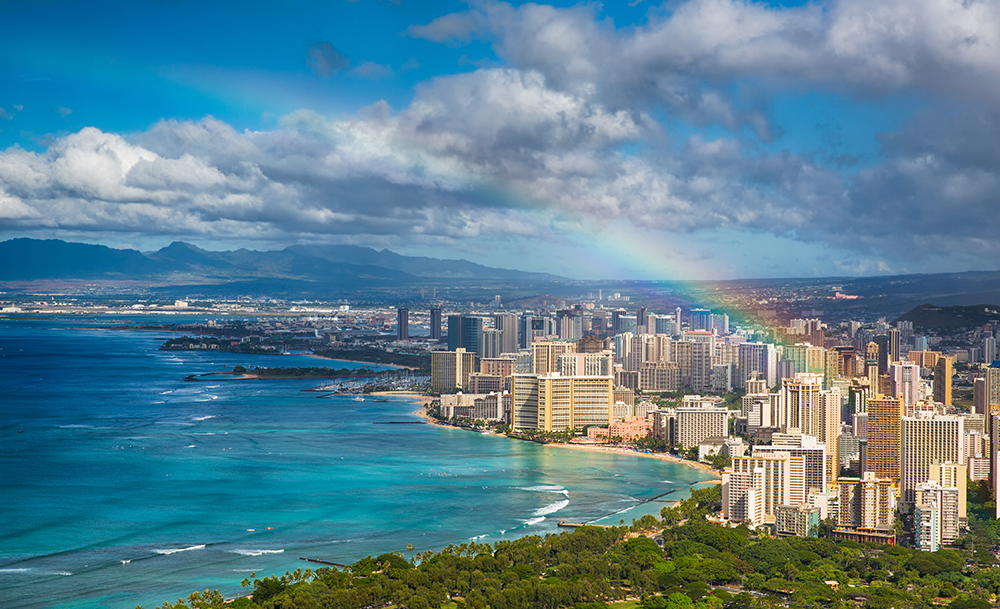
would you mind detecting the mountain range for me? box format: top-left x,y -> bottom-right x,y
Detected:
0,238 -> 565,294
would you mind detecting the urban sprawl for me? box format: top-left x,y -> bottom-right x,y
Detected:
7,293 -> 999,555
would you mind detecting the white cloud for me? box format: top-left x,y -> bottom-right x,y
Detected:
4,0 -> 1000,273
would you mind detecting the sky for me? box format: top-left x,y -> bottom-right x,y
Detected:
1,0 -> 999,281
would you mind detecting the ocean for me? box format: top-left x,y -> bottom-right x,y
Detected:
0,316 -> 714,609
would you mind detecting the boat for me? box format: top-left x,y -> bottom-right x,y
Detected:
353,397 -> 365,402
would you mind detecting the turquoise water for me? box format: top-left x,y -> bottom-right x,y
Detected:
0,316 -> 713,609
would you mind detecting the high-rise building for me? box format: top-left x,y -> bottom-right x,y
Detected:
900,413 -> 964,506
429,308 -> 442,341
690,340 -> 714,392
557,310 -> 582,340
914,481 -> 960,552
755,435 -> 827,500
887,328 -> 901,363
890,362 -> 920,407
618,315 -> 638,335
577,335 -> 605,354
781,375 -> 821,433
865,342 -> 880,401
931,462 -> 968,520
610,309 -> 626,335
986,361 -> 1000,516
818,388 -> 842,483
974,377 -> 986,415
531,340 -> 576,375
447,315 -> 484,355
511,373 -> 613,431
729,451 -> 801,520
775,503 -> 821,538
838,471 -> 897,531
985,337 -> 997,364
690,309 -> 711,331
721,468 -> 765,526
933,356 -> 952,405
676,407 -> 729,450
559,352 -> 613,376
738,342 -> 778,389
639,361 -> 681,392
708,313 -> 730,335
480,328 -> 503,359
674,307 -> 683,335
396,307 -> 409,341
874,335 -> 890,375
494,314 -> 519,355
431,349 -> 476,392
867,394 -> 904,483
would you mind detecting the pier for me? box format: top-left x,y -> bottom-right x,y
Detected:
300,557 -> 351,568
557,521 -> 613,529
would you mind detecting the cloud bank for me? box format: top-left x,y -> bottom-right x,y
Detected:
2,0 -> 1000,274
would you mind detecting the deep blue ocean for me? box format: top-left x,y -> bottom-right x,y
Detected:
0,316 -> 713,609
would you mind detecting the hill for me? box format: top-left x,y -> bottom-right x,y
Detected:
896,303 -> 1000,330
0,238 -> 567,296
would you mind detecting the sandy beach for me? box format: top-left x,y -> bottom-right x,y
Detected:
382,391 -> 723,481
549,442 -> 722,481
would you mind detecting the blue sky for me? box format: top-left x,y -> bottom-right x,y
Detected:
1,0 -> 998,280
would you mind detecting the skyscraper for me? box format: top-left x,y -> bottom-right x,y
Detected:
933,356 -> 952,405
890,361 -> 920,407
887,328 -> 901,363
867,394 -> 904,483
611,309 -> 625,335
874,335 -> 890,375
396,307 -> 408,341
429,308 -> 442,341
431,349 -> 476,392
512,373 -> 613,431
865,342 -> 880,393
738,342 -> 778,389
494,314 -> 519,355
986,361 -> 1000,516
900,413 -> 964,506
447,315 -> 484,355
690,309 -> 711,331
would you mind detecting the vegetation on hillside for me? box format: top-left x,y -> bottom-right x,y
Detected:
150,485 -> 1000,609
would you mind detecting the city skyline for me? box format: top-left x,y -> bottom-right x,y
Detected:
2,0 -> 1000,280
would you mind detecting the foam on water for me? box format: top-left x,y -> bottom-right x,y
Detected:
154,544 -> 206,555
230,549 -> 284,557
518,485 -> 569,496
533,499 -> 570,517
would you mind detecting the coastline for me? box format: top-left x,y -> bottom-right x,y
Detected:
549,443 -> 722,481
391,392 -> 721,482
371,391 -> 456,430
307,353 -> 409,370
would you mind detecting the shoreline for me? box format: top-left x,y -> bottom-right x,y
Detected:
371,391 -> 456,430
391,393 -> 721,482
307,353 -> 410,370
547,443 -> 722,481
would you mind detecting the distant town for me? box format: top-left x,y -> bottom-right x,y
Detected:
4,287 -> 1000,556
